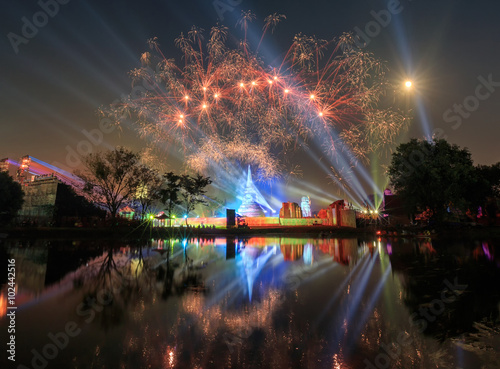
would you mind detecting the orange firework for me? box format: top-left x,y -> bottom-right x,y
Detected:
104,11 -> 409,181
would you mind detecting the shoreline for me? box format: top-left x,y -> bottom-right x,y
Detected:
1,224 -> 499,241
0,225 -> 370,240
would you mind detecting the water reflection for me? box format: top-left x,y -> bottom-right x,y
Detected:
0,236 -> 499,368
473,241 -> 496,263
389,237 -> 500,342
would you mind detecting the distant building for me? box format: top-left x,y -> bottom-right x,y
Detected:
301,196 -> 312,217
18,174 -> 103,225
280,202 -> 302,218
0,158 -> 18,178
5,155 -> 82,188
330,200 -> 356,227
366,192 -> 384,213
19,175 -> 60,220
119,206 -> 135,219
383,191 -> 411,225
317,200 -> 356,227
0,158 -> 7,172
17,155 -> 32,184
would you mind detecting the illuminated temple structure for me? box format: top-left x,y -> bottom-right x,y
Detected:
301,196 -> 312,217
237,166 -> 265,217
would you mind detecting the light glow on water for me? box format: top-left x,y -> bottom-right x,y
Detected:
1,236 -> 498,368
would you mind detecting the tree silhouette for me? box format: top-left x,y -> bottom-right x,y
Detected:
159,171 -> 182,226
388,139 -> 488,221
134,165 -> 163,220
180,174 -> 212,223
0,171 -> 24,224
76,147 -> 143,218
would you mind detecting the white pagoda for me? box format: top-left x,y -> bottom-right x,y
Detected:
237,166 -> 265,217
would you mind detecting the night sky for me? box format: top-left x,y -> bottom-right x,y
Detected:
1,0 -> 499,208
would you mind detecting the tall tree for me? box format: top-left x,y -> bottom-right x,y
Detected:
76,147 -> 142,218
388,139 -> 482,221
475,162 -> 500,222
53,183 -> 105,221
476,163 -> 500,197
0,172 -> 24,225
180,174 -> 212,224
159,172 -> 182,226
134,165 -> 163,220
205,196 -> 224,217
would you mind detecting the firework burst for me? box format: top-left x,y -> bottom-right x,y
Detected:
103,11 -> 409,184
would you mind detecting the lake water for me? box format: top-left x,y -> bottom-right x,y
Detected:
1,235 -> 499,369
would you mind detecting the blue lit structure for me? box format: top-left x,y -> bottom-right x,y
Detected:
301,196 -> 312,217
237,166 -> 266,217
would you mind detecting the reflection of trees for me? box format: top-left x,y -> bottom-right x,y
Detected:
110,264 -> 453,369
353,303 -> 453,368
77,254 -> 119,330
74,239 -> 211,331
74,243 -> 157,330
174,262 -> 206,295
154,247 -> 175,300
390,238 -> 500,341
63,236 -> 485,369
154,241 -> 209,298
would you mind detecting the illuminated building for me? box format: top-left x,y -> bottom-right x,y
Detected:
18,174 -> 103,225
279,202 -> 302,218
0,158 -> 18,178
17,155 -> 32,184
238,166 -> 265,217
119,206 -> 135,219
316,200 -> 356,227
382,189 -> 411,225
6,155 -> 82,188
18,174 -> 60,221
301,196 -> 312,217
0,158 -> 10,172
1,155 -> 104,224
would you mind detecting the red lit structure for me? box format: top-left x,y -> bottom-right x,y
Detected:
279,202 -> 302,218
